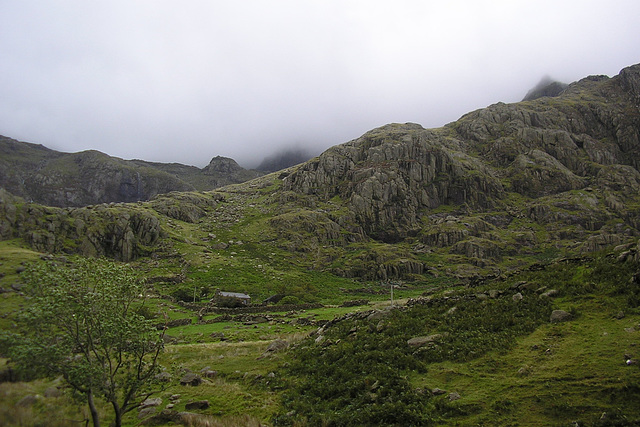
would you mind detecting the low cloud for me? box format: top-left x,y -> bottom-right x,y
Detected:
1,1 -> 638,167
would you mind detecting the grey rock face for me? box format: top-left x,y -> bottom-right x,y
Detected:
3,64 -> 640,272
0,190 -> 163,261
284,123 -> 504,242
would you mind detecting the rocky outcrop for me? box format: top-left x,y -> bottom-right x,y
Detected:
420,216 -> 493,248
0,189 -> 162,261
150,192 -> 224,223
507,149 -> 585,197
454,71 -> 640,174
550,310 -> 572,323
4,64 -> 640,275
269,210 -> 363,252
330,245 -> 428,280
451,238 -> 502,261
283,124 -> 504,242
0,144 -> 195,207
276,64 -> 640,271
200,156 -> 262,187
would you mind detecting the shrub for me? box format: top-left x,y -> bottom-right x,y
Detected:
275,285 -> 553,424
277,295 -> 302,305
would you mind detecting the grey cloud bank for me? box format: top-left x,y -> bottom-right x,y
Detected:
1,1 -> 638,168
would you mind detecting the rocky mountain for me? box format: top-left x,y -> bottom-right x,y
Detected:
0,137 -> 262,207
281,64 -> 639,245
1,63 -> 639,275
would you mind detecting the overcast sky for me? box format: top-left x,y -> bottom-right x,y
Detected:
1,1 -> 638,168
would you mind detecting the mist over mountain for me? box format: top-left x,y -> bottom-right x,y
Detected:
1,1 -> 640,422
255,147 -> 317,172
522,75 -> 569,101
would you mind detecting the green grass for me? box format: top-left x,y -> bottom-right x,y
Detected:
0,240 -> 41,279
0,241 -> 42,329
0,377 -> 97,427
2,200 -> 640,426
415,307 -> 640,425
164,304 -> 379,345
149,340 -> 286,424
273,252 -> 640,425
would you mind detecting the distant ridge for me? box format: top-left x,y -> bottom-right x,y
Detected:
0,135 -> 262,207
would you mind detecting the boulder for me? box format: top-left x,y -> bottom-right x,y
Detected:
407,334 -> 442,348
185,400 -> 210,410
138,407 -> 158,419
265,339 -> 289,353
140,398 -> 162,409
10,283 -> 25,292
155,371 -> 172,382
550,310 -> 572,323
43,387 -> 62,398
179,373 -> 202,386
539,289 -> 559,299
200,368 -> 217,378
15,394 -> 41,407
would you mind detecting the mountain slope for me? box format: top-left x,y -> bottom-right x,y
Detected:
271,64 -> 640,270
283,65 -> 639,239
1,63 -> 640,427
0,64 -> 639,278
0,137 -> 262,207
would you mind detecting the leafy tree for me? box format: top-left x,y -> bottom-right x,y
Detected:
1,258 -> 165,427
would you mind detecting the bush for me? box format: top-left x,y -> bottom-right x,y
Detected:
275,287 -> 552,425
277,295 -> 302,305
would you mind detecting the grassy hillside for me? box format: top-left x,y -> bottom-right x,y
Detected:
275,253 -> 640,425
1,236 -> 639,425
